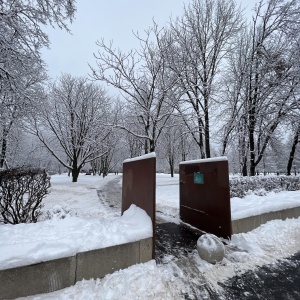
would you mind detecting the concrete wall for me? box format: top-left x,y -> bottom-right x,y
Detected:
232,206 -> 300,234
0,237 -> 152,300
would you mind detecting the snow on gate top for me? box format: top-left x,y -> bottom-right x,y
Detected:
123,152 -> 156,163
179,156 -> 228,165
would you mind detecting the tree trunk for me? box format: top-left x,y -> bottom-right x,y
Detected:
204,97 -> 210,158
168,156 -> 174,177
250,161 -> 255,176
170,164 -> 174,177
198,119 -> 205,159
242,159 -> 248,176
287,125 -> 300,175
149,139 -> 155,152
71,155 -> 80,182
72,168 -> 80,182
0,128 -> 9,169
249,116 -> 256,176
144,139 -> 149,154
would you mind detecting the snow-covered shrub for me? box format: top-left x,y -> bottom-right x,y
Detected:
44,205 -> 70,220
0,168 -> 50,224
230,175 -> 300,198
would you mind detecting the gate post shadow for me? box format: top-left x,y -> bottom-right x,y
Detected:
179,157 -> 232,239
122,153 -> 156,258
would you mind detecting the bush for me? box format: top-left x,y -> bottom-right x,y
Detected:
230,175 -> 300,198
0,168 -> 50,224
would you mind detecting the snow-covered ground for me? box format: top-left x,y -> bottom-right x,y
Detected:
0,174 -> 152,271
1,173 -> 300,299
156,173 -> 300,221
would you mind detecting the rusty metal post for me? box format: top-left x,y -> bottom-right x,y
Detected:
122,153 -> 156,258
179,157 -> 232,239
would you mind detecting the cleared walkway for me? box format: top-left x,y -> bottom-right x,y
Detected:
100,176 -> 300,299
156,222 -> 300,299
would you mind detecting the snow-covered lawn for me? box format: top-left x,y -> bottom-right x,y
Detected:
1,173 -> 300,299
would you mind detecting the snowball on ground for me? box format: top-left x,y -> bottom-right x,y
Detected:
196,234 -> 225,264
179,156 -> 228,165
0,204 -> 152,271
123,152 -> 156,163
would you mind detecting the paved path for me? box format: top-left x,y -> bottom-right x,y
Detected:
156,222 -> 300,299
97,176 -> 122,214
221,252 -> 300,299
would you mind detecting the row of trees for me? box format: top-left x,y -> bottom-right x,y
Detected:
0,0 -> 76,168
91,0 -> 300,176
1,0 -> 300,181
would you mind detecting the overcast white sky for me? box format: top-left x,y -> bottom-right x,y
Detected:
41,0 -> 258,81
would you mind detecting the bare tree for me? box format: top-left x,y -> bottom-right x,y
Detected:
0,0 -> 76,169
0,60 -> 47,169
30,74 -> 111,182
0,0 -> 76,92
91,23 -> 178,154
221,0 -> 300,175
169,0 -> 243,158
286,109 -> 300,175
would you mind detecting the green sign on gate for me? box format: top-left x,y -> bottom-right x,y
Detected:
194,172 -> 204,184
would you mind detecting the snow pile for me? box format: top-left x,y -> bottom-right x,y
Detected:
193,217 -> 300,292
21,260 -> 182,300
197,234 -> 225,264
0,204 -> 152,270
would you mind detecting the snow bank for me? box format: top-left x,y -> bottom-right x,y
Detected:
194,217 -> 300,292
231,190 -> 300,220
21,260 -> 181,300
0,204 -> 152,271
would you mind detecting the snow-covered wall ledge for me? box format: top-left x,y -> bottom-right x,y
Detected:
0,205 -> 152,271
0,237 -> 153,300
0,205 -> 153,299
232,206 -> 300,234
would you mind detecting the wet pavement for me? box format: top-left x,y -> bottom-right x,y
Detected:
156,222 -> 300,300
220,252 -> 300,299
155,222 -> 202,263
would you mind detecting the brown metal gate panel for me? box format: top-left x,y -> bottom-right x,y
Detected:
179,158 -> 231,239
122,153 -> 156,257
